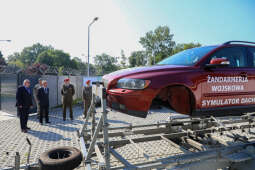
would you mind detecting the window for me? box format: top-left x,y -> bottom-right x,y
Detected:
247,47 -> 255,67
157,46 -> 217,66
207,47 -> 247,67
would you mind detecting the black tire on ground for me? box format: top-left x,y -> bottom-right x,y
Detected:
39,146 -> 82,170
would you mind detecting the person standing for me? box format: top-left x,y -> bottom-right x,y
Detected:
16,79 -> 33,133
33,78 -> 43,118
61,78 -> 75,121
82,80 -> 92,118
37,80 -> 50,125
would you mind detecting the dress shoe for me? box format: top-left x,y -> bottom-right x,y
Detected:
46,121 -> 51,124
22,129 -> 28,133
26,127 -> 31,130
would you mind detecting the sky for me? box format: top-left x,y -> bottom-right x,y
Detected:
0,0 -> 254,62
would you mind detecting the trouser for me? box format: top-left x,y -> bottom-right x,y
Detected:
83,98 -> 91,118
63,103 -> 73,120
39,105 -> 49,123
36,101 -> 40,118
18,107 -> 29,130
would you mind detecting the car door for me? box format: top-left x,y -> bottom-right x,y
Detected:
200,46 -> 253,110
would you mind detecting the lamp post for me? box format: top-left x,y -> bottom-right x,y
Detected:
0,40 -> 11,42
87,17 -> 98,77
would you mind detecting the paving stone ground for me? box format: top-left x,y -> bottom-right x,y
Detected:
0,105 -> 176,169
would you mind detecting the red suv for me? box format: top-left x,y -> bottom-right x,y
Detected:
102,41 -> 255,118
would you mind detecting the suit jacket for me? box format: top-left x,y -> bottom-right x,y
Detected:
37,87 -> 49,107
61,84 -> 75,104
16,86 -> 33,108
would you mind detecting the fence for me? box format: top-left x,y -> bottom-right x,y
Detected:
0,72 -> 101,115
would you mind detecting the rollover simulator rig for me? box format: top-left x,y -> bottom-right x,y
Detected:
77,82 -> 255,170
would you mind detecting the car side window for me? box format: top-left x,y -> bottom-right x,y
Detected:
247,47 -> 255,67
207,47 -> 247,67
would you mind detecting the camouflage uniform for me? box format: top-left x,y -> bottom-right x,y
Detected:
61,84 -> 75,120
33,83 -> 41,115
82,86 -> 92,118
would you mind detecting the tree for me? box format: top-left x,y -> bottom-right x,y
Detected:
139,26 -> 175,65
19,43 -> 53,66
72,57 -> 87,70
172,42 -> 202,55
36,49 -> 77,69
0,51 -> 6,65
94,53 -> 119,75
36,51 -> 54,66
129,51 -> 147,67
120,49 -> 127,68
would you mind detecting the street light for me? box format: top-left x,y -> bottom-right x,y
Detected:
87,17 -> 98,77
0,40 -> 11,42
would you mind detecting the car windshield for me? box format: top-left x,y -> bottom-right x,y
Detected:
157,46 -> 218,66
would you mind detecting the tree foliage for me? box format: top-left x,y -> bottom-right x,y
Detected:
7,43 -> 81,70
20,43 -> 53,66
94,53 -> 119,75
139,26 -> 175,65
172,42 -> 202,55
36,49 -> 77,69
0,51 -> 6,65
120,49 -> 127,68
129,51 -> 147,67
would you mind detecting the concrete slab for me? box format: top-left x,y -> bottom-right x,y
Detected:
0,111 -> 16,121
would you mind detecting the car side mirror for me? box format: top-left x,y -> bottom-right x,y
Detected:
205,58 -> 230,68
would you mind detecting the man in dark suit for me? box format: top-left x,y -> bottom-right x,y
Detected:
16,79 -> 33,133
37,80 -> 50,125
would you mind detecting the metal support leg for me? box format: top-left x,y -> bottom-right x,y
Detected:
86,115 -> 103,160
14,152 -> 20,170
91,95 -> 96,137
102,87 -> 110,169
25,138 -> 32,170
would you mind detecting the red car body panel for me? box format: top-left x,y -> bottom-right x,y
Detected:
103,42 -> 255,118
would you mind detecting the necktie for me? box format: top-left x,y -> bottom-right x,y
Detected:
26,87 -> 30,94
44,88 -> 47,93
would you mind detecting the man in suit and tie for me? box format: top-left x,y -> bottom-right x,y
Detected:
37,80 -> 50,125
16,79 -> 33,133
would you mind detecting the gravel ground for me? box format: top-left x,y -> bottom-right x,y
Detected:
0,105 -> 177,169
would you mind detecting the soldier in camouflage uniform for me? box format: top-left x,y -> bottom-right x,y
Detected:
61,78 -> 75,121
82,80 -> 92,118
33,78 -> 43,118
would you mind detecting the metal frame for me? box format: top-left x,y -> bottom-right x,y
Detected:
78,82 -> 255,170
78,82 -> 111,169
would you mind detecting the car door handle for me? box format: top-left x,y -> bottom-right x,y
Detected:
240,72 -> 247,77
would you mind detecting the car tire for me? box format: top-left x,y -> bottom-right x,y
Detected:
39,146 -> 82,170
